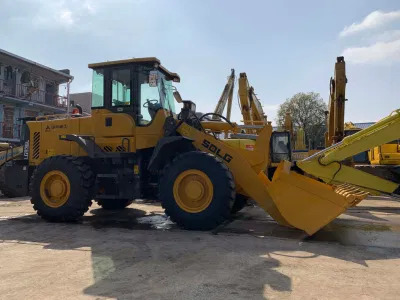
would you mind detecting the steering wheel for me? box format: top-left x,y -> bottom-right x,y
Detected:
143,99 -> 159,108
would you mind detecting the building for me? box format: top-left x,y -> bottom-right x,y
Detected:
0,49 -> 73,143
70,92 -> 92,114
353,122 -> 375,129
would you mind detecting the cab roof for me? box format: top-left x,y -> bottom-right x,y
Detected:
88,57 -> 180,82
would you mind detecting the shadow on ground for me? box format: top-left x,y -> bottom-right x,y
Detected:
1,204 -> 400,299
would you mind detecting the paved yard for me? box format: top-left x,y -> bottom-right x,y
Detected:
0,196 -> 400,299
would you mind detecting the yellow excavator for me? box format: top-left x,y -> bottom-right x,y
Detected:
211,69 -> 235,123
237,72 -> 269,134
210,70 -> 291,166
2,57 -> 400,235
326,56 -> 400,182
235,72 -> 291,166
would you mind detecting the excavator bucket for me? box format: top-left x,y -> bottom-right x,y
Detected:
258,161 -> 367,235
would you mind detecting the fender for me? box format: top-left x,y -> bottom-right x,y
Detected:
148,136 -> 195,172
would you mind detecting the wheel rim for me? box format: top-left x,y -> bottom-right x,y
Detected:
173,169 -> 213,213
40,170 -> 71,208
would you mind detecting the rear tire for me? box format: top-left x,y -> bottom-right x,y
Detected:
159,151 -> 235,230
30,156 -> 94,221
96,199 -> 133,210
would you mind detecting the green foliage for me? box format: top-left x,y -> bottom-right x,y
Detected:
277,92 -> 327,149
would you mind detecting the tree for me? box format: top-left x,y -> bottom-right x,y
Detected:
277,92 -> 327,149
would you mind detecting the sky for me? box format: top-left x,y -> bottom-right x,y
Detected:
1,0 -> 399,125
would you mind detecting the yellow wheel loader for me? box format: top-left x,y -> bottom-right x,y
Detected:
6,57 -> 400,234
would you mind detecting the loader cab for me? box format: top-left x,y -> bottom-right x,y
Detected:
89,57 -> 180,126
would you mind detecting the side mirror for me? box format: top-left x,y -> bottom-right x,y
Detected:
149,71 -> 158,87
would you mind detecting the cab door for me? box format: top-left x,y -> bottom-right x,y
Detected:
93,66 -> 136,137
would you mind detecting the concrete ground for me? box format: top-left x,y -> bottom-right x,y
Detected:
0,196 -> 400,300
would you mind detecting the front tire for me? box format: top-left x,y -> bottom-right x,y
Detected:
159,151 -> 235,230
30,156 -> 94,221
231,194 -> 248,214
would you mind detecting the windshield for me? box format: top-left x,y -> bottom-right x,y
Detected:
139,71 -> 175,125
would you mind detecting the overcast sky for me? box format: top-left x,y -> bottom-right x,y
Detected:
1,0 -> 399,124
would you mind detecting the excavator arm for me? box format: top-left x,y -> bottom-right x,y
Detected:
326,56 -> 347,147
298,110 -> 400,194
212,69 -> 235,121
238,73 -> 267,133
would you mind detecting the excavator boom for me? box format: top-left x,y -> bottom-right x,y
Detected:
326,56 -> 347,147
298,110 -> 400,194
213,69 -> 235,121
238,73 -> 267,133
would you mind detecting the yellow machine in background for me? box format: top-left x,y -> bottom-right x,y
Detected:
236,72 -> 291,166
0,144 -> 25,197
210,70 -> 291,165
325,56 -> 347,147
212,69 -> 235,122
3,57 -> 399,236
282,112 -> 316,161
326,56 -> 400,182
369,142 -> 400,165
237,72 -> 268,132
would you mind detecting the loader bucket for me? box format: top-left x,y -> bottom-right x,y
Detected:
178,122 -> 369,235
258,161 -> 367,235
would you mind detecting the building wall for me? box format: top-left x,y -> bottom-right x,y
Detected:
70,92 -> 92,114
0,53 -> 71,143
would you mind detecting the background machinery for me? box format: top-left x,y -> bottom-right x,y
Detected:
1,57 -> 400,235
236,72 -> 291,166
212,69 -> 235,123
237,72 -> 268,133
210,70 -> 292,168
325,56 -> 347,147
0,144 -> 25,197
325,56 -> 400,182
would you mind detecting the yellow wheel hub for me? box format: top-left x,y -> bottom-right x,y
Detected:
40,170 -> 71,208
173,169 -> 213,213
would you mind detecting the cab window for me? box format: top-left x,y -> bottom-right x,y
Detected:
91,69 -> 104,107
140,80 -> 161,124
111,68 -> 131,107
